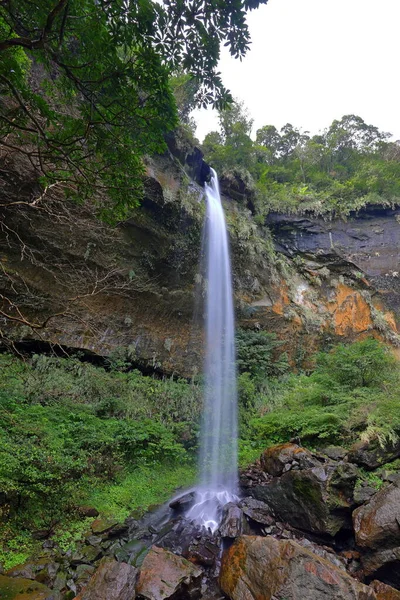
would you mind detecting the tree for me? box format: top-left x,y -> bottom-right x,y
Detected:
0,0 -> 269,218
256,125 -> 281,164
202,100 -> 255,171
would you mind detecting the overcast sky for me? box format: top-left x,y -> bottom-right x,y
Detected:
193,0 -> 400,143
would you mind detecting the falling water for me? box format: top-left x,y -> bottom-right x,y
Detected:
186,169 -> 238,532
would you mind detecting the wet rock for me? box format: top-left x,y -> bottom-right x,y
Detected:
136,546 -> 202,600
218,503 -> 243,538
90,518 -> 119,535
155,518 -> 220,568
362,547 -> 400,586
240,459 -> 274,487
296,538 -> 347,571
115,539 -> 151,567
6,559 -> 60,587
370,580 -> 400,600
169,492 -> 196,512
354,483 -> 378,505
71,544 -> 102,565
0,574 -> 56,599
185,536 -> 220,568
252,462 -> 359,536
53,570 -> 67,593
74,557 -> 137,600
85,535 -> 103,547
220,535 -> 376,600
321,446 -> 348,461
260,443 -> 321,477
348,439 -> 400,471
239,497 -> 274,526
353,483 -> 400,550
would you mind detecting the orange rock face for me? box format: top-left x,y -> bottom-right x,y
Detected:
370,581 -> 400,600
260,443 -> 317,477
220,536 -> 376,600
329,284 -> 373,336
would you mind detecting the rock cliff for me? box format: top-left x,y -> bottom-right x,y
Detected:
1,140 -> 399,375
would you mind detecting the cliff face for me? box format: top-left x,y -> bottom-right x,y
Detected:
1,142 -> 399,376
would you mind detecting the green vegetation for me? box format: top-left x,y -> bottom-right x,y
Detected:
242,338 -> 400,452
1,336 -> 399,567
203,105 -> 400,217
0,353 -> 200,565
0,0 -> 269,219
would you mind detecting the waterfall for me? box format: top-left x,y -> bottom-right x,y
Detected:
187,169 -> 238,532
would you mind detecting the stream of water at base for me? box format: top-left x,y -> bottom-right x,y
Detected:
186,169 -> 239,532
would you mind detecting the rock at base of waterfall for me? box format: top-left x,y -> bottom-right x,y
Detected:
218,503 -> 243,538
74,558 -> 137,600
220,536 -> 376,600
136,546 -> 202,600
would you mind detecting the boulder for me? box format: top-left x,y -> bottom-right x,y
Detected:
321,446 -> 348,461
239,497 -> 274,526
252,462 -> 359,536
169,492 -> 196,512
353,483 -> 400,549
153,517 -> 220,568
90,518 -> 119,535
218,503 -> 243,538
136,546 -> 202,600
0,574 -> 55,599
6,559 -> 60,588
74,557 -> 137,600
362,547 -> 400,587
220,535 -> 376,600
348,439 -> 400,470
260,443 -> 320,477
370,580 -> 400,600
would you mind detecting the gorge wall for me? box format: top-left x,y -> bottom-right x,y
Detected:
1,138 -> 400,376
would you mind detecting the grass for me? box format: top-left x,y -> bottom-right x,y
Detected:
84,463 -> 196,521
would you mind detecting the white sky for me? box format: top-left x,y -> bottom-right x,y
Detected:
193,0 -> 400,143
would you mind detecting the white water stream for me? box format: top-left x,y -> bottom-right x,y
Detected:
186,169 -> 238,532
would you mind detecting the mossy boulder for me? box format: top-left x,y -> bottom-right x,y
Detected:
252,460 -> 359,536
0,575 -> 55,599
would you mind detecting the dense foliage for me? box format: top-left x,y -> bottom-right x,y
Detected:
203,106 -> 400,216
1,336 -> 399,565
0,354 -> 201,541
240,338 -> 400,463
0,0 -> 268,219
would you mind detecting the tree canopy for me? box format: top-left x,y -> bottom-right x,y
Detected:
0,0 -> 269,219
202,102 -> 400,216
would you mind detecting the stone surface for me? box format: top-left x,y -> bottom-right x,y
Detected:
239,497 -> 274,526
74,557 -> 137,600
90,518 -> 119,535
354,483 -> 378,506
252,461 -> 359,536
169,492 -> 196,512
260,443 -> 320,477
321,446 -> 348,461
349,439 -> 400,470
136,546 -> 202,600
353,483 -> 400,549
370,580 -> 400,600
220,535 -> 376,600
0,574 -> 55,599
218,503 -> 243,538
362,547 -> 400,586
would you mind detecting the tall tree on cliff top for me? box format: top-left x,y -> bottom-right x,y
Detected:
0,0 -> 269,219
